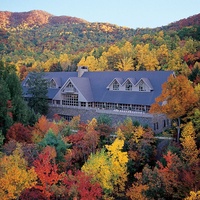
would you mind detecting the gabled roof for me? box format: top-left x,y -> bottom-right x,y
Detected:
51,77 -> 62,88
82,71 -> 173,105
122,77 -> 137,86
135,78 -> 154,90
106,77 -> 124,89
22,70 -> 173,106
69,77 -> 93,101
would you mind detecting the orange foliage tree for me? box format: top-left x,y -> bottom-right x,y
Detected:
150,74 -> 198,141
31,115 -> 60,142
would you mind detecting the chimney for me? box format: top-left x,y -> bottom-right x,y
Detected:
78,66 -> 88,77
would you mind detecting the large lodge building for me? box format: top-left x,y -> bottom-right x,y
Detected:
22,67 -> 173,133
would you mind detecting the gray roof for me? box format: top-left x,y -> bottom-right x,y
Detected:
22,70 -> 173,106
69,77 -> 94,101
82,71 -> 173,105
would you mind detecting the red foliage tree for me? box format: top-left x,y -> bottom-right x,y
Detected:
6,123 -> 32,143
33,146 -> 62,199
65,128 -> 99,170
62,170 -> 102,200
19,188 -> 46,200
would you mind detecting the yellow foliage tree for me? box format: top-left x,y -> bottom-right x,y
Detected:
0,144 -> 37,200
106,138 -> 129,193
59,53 -> 71,71
184,190 -> 200,200
96,54 -> 108,71
117,118 -> 144,143
82,138 -> 128,197
117,41 -> 134,71
77,55 -> 98,71
103,45 -> 120,70
180,122 -> 199,166
135,44 -> 160,71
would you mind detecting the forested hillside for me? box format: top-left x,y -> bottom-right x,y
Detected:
0,11 -> 200,199
0,10 -> 200,79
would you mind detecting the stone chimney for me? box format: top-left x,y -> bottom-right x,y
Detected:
78,66 -> 88,77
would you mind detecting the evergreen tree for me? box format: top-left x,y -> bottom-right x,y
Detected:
0,79 -> 13,133
27,72 -> 48,115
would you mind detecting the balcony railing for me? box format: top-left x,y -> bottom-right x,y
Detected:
49,103 -> 153,117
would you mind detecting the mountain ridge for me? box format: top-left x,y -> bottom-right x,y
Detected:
0,10 -> 89,29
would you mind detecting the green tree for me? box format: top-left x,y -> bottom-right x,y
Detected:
0,79 -> 13,133
5,72 -> 29,124
39,129 -> 71,163
27,72 -> 48,115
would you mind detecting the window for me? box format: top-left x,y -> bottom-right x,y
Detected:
113,80 -> 119,90
49,79 -> 56,88
62,94 -> 78,106
67,82 -> 73,89
139,80 -> 146,91
80,102 -> 86,107
163,120 -> 166,128
125,80 -> 132,91
154,122 -> 159,130
56,100 -> 60,105
59,114 -> 73,121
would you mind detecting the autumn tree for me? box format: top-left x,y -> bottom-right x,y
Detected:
184,190 -> 200,200
126,172 -> 148,200
135,44 -> 160,71
65,119 -> 99,170
180,122 -> 199,166
62,170 -> 102,200
6,122 -> 32,143
0,144 -> 37,200
31,115 -> 60,143
78,55 -> 98,71
103,45 -> 120,70
82,138 -> 128,198
117,41 -> 134,71
39,129 -> 71,163
140,151 -> 186,199
117,118 -> 156,176
33,146 -> 62,199
150,74 -> 198,141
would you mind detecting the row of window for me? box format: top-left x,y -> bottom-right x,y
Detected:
52,96 -> 150,113
112,80 -> 146,91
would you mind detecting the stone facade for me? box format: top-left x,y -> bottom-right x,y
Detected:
48,105 -> 170,133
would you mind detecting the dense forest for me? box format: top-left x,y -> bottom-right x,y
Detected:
0,10 -> 200,199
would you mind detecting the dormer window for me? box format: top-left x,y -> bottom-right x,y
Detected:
113,80 -> 119,90
125,80 -> 132,91
49,79 -> 57,88
139,80 -> 146,91
24,79 -> 31,87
